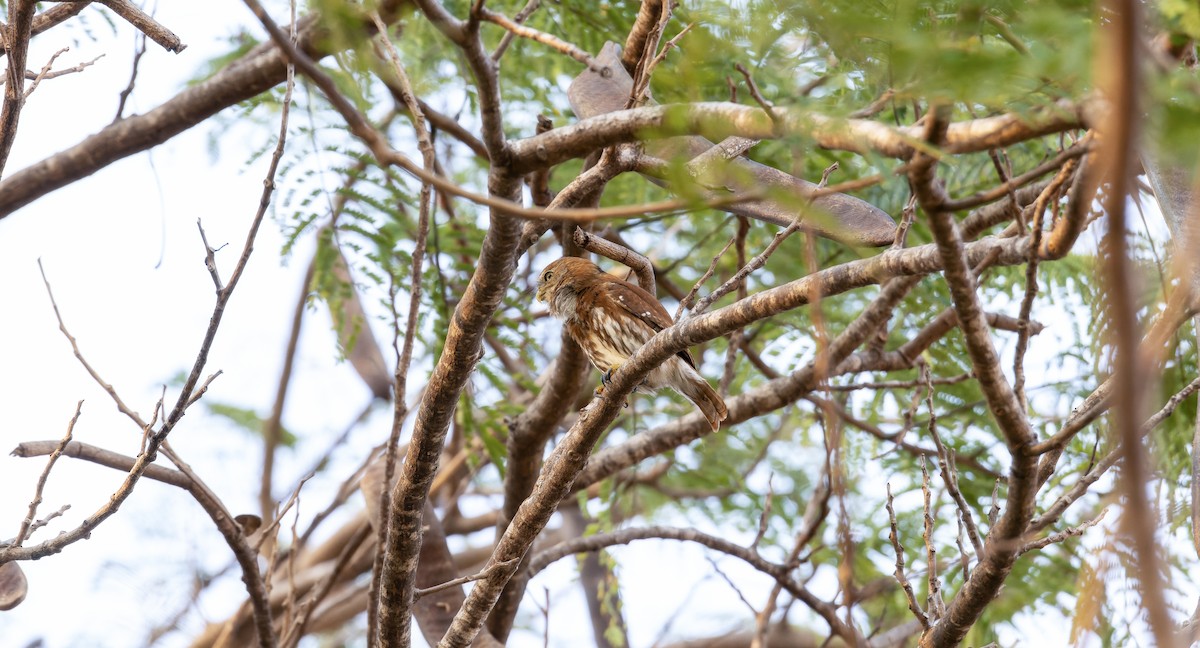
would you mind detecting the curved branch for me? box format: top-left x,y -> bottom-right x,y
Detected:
526,526 -> 861,645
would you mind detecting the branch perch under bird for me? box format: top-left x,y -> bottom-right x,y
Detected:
536,257 -> 728,430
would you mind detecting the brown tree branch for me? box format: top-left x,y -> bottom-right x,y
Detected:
1029,375 -> 1200,534
941,142 -> 1088,211
508,99 -> 1093,175
490,0 -> 540,61
0,2 -> 92,57
10,440 -> 193,489
97,0 -> 186,52
479,7 -> 604,74
0,0 -> 36,179
621,0 -> 665,75
908,107 -> 1038,647
572,226 -> 656,294
368,12 -> 443,641
1019,510 -> 1107,556
886,484 -> 930,629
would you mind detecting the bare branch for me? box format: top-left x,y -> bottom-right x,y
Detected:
907,105 -> 1039,647
480,7 -> 606,75
415,556 -> 522,601
10,440 -> 192,489
1030,375 -> 1200,533
12,401 -> 82,547
1019,510 -> 1108,556
922,370 -> 984,560
0,0 -> 36,179
96,0 -> 186,52
573,226 -> 656,294
0,1 -> 412,218
509,99 -> 1093,174
490,0 -> 540,61
886,484 -> 930,629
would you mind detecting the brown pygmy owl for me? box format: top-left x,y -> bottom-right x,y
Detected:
535,257 -> 728,431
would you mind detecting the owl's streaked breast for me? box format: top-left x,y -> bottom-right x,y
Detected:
563,288 -> 655,373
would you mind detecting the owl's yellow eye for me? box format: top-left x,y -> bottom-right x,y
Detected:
543,271 -> 553,282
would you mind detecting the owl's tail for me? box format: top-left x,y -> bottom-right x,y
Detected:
680,372 -> 729,432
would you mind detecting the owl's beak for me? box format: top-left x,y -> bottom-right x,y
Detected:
534,285 -> 546,303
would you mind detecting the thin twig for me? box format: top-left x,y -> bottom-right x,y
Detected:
480,8 -> 605,75
826,373 -> 974,392
920,456 -> 944,620
922,367 -> 984,559
525,525 -> 861,644
113,31 -> 146,122
721,216 -> 751,395
1019,509 -> 1108,555
37,262 -> 149,427
1013,161 -> 1075,409
12,401 -> 82,547
674,234 -> 736,320
0,0 -> 36,179
414,557 -> 522,601
688,162 -> 840,317
886,483 -> 930,629
22,47 -> 67,98
734,62 -> 779,129
490,0 -> 540,61
255,473 -> 315,554
892,195 -> 918,249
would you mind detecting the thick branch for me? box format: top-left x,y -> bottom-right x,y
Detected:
508,100 -> 1092,175
376,174 -> 524,646
11,440 -> 192,490
97,0 -> 186,52
0,0 -> 36,179
909,110 -> 1038,648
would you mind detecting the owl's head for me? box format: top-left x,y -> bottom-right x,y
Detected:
536,257 -> 602,315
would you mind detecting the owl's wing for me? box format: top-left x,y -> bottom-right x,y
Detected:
605,279 -> 697,369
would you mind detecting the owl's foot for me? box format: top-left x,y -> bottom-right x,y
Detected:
595,368 -> 629,408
